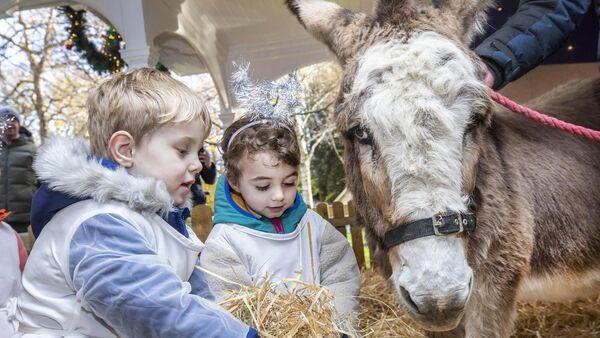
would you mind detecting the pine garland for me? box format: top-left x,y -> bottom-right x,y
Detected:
60,6 -> 125,74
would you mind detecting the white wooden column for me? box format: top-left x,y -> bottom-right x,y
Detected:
121,45 -> 159,69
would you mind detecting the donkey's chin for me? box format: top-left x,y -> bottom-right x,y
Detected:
400,301 -> 465,332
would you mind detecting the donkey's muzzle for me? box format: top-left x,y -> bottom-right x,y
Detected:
399,278 -> 472,331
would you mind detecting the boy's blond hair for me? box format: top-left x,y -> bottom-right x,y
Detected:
87,68 -> 211,159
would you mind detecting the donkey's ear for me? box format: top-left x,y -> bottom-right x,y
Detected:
433,0 -> 494,44
373,0 -> 417,23
286,0 -> 366,64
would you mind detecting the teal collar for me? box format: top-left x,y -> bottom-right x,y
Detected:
213,176 -> 308,234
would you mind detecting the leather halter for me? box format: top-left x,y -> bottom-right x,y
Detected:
383,212 -> 477,249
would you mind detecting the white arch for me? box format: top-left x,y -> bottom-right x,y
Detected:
0,0 -> 162,68
0,0 -> 372,125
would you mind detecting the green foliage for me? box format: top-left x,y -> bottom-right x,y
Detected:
310,135 -> 345,202
60,6 -> 125,74
295,62 -> 347,202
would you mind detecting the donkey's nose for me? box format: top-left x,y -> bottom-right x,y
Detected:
399,281 -> 471,320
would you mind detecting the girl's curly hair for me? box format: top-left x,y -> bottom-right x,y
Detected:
221,116 -> 301,183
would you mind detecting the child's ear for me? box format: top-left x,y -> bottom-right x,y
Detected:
108,131 -> 135,168
226,175 -> 240,192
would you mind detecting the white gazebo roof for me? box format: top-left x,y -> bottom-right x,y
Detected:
0,0 -> 371,124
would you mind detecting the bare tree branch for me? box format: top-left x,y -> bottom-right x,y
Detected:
328,133 -> 344,164
308,126 -> 336,162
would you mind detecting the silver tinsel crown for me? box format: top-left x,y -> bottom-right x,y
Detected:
230,60 -> 304,128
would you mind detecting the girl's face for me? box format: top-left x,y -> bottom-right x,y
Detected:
229,151 -> 299,219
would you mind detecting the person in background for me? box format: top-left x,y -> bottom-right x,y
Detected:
191,147 -> 217,206
0,106 -> 37,234
475,0 -> 598,89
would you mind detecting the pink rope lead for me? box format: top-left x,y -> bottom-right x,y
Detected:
489,90 -> 600,143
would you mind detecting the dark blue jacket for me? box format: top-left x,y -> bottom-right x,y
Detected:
475,0 -> 597,89
191,161 -> 216,206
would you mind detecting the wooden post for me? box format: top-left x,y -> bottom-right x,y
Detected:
331,201 -> 347,236
315,202 -> 329,219
26,225 -> 35,253
346,200 -> 366,267
339,201 -> 365,267
191,205 -> 213,242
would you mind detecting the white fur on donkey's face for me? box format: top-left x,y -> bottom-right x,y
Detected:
349,31 -> 486,320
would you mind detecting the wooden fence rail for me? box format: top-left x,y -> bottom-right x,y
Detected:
313,200 -> 366,268
191,200 -> 369,267
24,200 -> 369,268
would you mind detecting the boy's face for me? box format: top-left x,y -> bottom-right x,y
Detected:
229,151 -> 299,219
131,119 -> 204,206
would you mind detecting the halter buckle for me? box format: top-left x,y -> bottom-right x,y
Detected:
432,213 -> 444,235
457,213 -> 465,233
432,212 -> 464,236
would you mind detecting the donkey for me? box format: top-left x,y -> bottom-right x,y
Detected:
286,0 -> 600,336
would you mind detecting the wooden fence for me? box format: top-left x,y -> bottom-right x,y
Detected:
191,200 -> 369,267
24,201 -> 369,266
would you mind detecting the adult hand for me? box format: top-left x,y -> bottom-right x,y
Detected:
199,150 -> 212,168
478,61 -> 495,88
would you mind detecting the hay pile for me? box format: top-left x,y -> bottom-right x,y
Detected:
356,268 -> 425,337
215,268 -> 421,337
216,267 -> 599,337
514,297 -> 600,337
358,269 -> 600,338
218,277 -> 352,337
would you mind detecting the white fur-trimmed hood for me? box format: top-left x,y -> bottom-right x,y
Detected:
34,137 -> 175,214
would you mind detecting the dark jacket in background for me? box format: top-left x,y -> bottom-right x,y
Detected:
191,162 -> 216,206
1,127 -> 37,232
475,0 -> 597,89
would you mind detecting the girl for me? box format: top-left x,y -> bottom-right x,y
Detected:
200,115 -> 360,326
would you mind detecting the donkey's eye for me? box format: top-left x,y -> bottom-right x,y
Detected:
355,128 -> 366,139
347,126 -> 372,145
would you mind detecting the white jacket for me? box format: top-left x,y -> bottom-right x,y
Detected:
0,222 -> 22,336
16,137 -> 251,338
200,210 -> 360,325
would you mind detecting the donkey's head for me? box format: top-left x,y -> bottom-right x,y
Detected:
287,0 -> 494,331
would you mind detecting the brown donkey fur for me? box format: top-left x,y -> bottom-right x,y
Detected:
287,0 -> 600,336
453,79 -> 600,337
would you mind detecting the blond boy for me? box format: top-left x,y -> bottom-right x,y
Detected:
16,68 -> 257,337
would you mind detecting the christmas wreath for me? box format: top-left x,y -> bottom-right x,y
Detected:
60,6 -> 125,74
